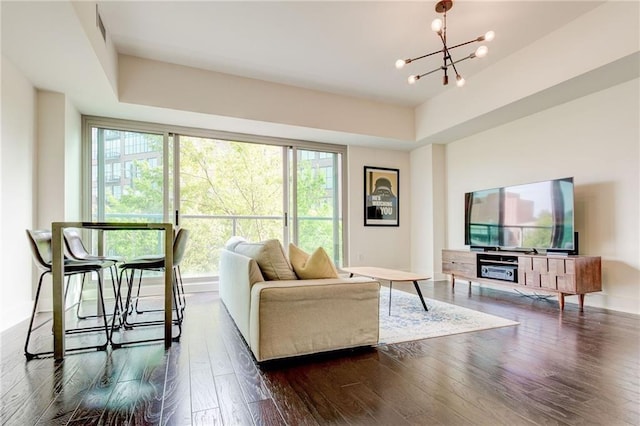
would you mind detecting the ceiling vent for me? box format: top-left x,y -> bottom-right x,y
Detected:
96,5 -> 106,43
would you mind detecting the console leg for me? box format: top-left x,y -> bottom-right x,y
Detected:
451,274 -> 455,290
579,294 -> 585,312
559,293 -> 565,310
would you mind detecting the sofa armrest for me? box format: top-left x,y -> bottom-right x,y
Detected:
219,249 -> 259,342
249,277 -> 381,361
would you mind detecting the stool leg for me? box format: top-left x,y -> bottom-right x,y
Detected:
109,265 -> 124,316
96,274 -> 108,350
134,270 -> 145,314
123,269 -> 138,328
24,273 -> 46,359
171,269 -> 182,340
76,273 -> 88,319
110,267 -> 128,341
176,265 -> 186,313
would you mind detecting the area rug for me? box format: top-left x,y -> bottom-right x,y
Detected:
378,288 -> 519,344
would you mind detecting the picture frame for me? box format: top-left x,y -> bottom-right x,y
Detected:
364,166 -> 399,226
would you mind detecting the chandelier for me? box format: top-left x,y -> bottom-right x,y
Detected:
395,0 -> 495,87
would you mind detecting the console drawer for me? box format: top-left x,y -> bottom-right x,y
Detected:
442,250 -> 476,278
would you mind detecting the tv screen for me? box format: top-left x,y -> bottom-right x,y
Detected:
464,177 -> 575,251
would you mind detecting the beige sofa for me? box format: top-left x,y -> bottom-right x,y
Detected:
219,239 -> 380,362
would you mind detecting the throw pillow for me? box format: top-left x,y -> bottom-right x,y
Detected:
234,239 -> 297,281
248,258 -> 265,285
289,243 -> 339,279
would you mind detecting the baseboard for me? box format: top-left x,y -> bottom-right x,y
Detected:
432,272 -> 449,281
0,301 -> 33,332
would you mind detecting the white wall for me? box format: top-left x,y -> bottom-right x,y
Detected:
410,143 -> 446,277
439,79 -> 640,314
1,56 -> 37,331
64,98 -> 81,220
347,146 -> 411,270
71,1 -> 119,95
0,81 -> 82,332
119,55 -> 415,143
36,91 -> 82,312
37,92 -> 66,229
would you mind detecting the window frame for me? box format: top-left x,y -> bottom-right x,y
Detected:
82,115 -> 350,272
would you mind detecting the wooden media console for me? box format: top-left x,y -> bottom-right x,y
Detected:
442,249 -> 602,311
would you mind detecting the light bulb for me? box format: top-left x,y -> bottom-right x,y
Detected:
431,18 -> 443,33
475,45 -> 488,58
395,59 -> 406,69
484,31 -> 495,42
456,75 -> 466,87
408,75 -> 418,84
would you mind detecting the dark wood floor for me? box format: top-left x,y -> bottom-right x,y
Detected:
1,281 -> 638,425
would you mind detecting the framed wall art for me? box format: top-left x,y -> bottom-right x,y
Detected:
364,166 -> 399,226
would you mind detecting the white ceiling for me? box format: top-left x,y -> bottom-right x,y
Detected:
2,1 -> 608,148
96,1 -> 604,107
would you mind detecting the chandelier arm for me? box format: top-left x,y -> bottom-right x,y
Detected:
451,54 -> 474,66
447,38 -> 484,51
417,66 -> 446,80
407,49 -> 445,64
413,54 -> 474,84
438,33 -> 462,77
420,54 -> 474,80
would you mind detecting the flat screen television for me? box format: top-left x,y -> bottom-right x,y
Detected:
464,177 -> 575,252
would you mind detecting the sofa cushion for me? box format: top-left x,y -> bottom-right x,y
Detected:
289,243 -> 339,279
234,239 -> 297,281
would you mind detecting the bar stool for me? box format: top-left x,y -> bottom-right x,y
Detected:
63,228 -> 121,319
110,228 -> 189,346
24,229 -> 112,359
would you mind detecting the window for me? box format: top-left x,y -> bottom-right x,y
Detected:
112,162 -> 121,180
105,163 -> 113,182
294,149 -> 342,265
85,117 -> 346,280
89,126 -> 165,261
323,166 -> 334,189
105,138 -> 120,159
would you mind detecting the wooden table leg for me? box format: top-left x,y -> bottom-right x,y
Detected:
389,282 -> 393,315
579,294 -> 585,312
52,223 -> 66,360
164,224 -> 174,348
559,293 -> 565,310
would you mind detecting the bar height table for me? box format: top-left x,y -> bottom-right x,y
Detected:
51,221 -> 174,360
